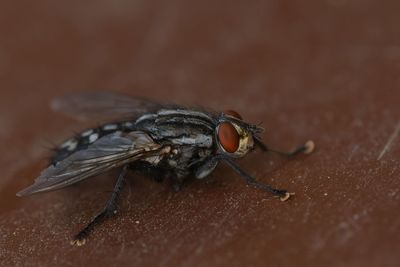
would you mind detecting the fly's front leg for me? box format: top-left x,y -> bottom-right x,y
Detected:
71,165 -> 129,246
255,138 -> 315,157
223,158 -> 293,201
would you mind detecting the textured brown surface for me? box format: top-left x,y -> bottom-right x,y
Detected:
1,1 -> 400,267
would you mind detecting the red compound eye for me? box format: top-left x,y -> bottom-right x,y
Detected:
218,122 -> 240,153
224,109 -> 242,120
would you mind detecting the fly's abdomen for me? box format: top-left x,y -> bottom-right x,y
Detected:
51,122 -> 134,165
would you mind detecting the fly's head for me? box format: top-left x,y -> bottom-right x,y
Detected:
215,110 -> 265,158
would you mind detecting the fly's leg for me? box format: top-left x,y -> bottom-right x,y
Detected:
129,162 -> 167,183
255,139 -> 315,157
71,165 -> 128,246
223,158 -> 293,201
274,140 -> 315,157
169,176 -> 185,192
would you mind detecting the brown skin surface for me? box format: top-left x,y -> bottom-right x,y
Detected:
1,1 -> 400,266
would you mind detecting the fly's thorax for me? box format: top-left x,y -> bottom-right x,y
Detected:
135,108 -> 215,149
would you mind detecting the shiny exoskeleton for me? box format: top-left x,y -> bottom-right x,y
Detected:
17,92 -> 314,246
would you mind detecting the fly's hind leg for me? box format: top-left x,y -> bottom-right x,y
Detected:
71,165 -> 129,246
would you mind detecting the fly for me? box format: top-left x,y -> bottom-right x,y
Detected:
16,91 -> 315,246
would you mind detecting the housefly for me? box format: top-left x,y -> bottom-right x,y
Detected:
17,91 -> 315,246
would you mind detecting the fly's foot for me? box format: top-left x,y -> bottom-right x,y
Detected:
279,192 -> 295,202
303,140 -> 315,154
70,235 -> 86,246
70,227 -> 91,246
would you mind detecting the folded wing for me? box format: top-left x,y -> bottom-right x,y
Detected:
17,131 -> 162,196
51,91 -> 165,121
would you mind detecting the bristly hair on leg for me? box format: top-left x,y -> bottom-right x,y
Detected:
40,138 -> 59,152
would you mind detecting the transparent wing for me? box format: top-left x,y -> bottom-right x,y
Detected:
17,131 -> 163,196
51,91 -> 164,121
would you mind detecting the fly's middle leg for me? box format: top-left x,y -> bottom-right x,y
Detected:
169,175 -> 185,192
71,164 -> 129,246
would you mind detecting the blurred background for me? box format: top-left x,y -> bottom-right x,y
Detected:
0,1 -> 399,266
